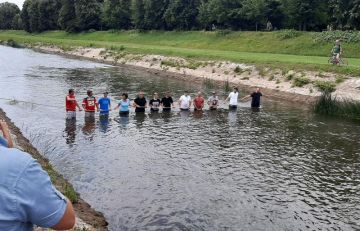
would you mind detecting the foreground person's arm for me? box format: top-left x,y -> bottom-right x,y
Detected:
16,158 -> 75,230
0,120 -> 14,148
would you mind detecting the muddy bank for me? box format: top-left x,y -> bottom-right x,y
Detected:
0,108 -> 108,231
25,44 -> 360,104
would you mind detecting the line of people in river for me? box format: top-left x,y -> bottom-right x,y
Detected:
65,87 -> 263,119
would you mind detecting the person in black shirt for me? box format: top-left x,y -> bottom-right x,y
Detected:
149,92 -> 161,112
133,91 -> 147,113
161,91 -> 174,112
241,88 -> 263,108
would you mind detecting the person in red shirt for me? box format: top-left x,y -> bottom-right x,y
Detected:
82,90 -> 99,117
65,89 -> 82,119
193,92 -> 205,111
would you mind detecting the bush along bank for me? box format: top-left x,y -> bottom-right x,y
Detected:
0,108 -> 108,231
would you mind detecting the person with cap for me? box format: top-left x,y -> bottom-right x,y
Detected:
161,91 -> 175,112
82,90 -> 99,117
226,87 -> 239,109
208,91 -> 219,110
65,89 -> 82,120
193,92 -> 205,111
0,120 -> 14,148
133,91 -> 147,113
179,90 -> 191,111
98,92 -> 112,116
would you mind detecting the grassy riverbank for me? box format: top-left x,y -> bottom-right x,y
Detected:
1,30 -> 360,76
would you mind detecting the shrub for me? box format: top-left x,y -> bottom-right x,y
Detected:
314,80 -> 336,93
313,30 -> 360,43
293,76 -> 311,87
64,184 -> 78,203
335,76 -> 347,84
276,29 -> 301,40
7,39 -> 22,48
234,66 -> 242,74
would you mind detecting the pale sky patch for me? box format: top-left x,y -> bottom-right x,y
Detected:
0,0 -> 24,8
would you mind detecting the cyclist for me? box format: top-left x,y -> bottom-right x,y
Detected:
331,39 -> 343,64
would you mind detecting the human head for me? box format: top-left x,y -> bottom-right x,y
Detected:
122,93 -> 128,100
153,92 -> 158,99
212,91 -> 216,96
87,90 -> 93,97
197,91 -> 202,97
103,92 -> 108,97
165,91 -> 171,97
184,90 -> 189,96
139,91 -> 145,98
233,87 -> 238,92
255,87 -> 260,93
68,89 -> 75,96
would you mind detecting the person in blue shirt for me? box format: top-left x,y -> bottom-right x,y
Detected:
0,120 -> 13,148
98,92 -> 112,116
0,146 -> 76,230
114,93 -> 131,116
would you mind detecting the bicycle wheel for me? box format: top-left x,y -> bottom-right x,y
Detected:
340,58 -> 349,66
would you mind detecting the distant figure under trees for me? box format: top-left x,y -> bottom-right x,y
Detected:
266,21 -> 273,31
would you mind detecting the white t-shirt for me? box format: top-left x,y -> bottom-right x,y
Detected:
179,95 -> 191,109
228,92 -> 239,106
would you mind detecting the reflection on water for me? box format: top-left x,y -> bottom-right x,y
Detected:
0,45 -> 359,231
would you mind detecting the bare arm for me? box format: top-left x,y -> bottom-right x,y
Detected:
0,121 -> 14,148
51,199 -> 76,230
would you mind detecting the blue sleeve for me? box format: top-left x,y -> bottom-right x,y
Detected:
0,136 -> 8,147
15,159 -> 67,228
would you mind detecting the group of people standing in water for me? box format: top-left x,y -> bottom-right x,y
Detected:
65,87 -> 263,119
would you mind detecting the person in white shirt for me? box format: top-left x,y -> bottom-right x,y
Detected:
179,90 -> 192,111
226,87 -> 239,109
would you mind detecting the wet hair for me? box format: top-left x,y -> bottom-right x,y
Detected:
87,90 -> 93,96
234,87 -> 238,92
122,93 -> 128,99
69,89 -> 74,94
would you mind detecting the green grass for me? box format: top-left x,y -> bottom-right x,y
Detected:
314,93 -> 360,120
1,30 -> 360,75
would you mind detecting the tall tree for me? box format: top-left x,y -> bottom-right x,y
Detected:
241,0 -> 267,31
58,0 -> 77,31
143,0 -> 168,29
164,0 -> 200,30
131,0 -> 145,29
103,0 -> 131,29
11,13 -> 23,29
21,0 -> 31,32
74,0 -> 102,31
265,0 -> 284,29
348,0 -> 360,29
0,2 -> 20,29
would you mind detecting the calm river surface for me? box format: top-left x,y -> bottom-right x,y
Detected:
0,45 -> 359,231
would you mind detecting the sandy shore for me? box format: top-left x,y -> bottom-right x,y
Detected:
0,109 -> 108,231
30,45 -> 360,104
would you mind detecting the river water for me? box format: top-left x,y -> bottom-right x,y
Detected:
0,45 -> 359,231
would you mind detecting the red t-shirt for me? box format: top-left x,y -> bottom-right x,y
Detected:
66,95 -> 77,111
194,97 -> 204,109
82,96 -> 97,112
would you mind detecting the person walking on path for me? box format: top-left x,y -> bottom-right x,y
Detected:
133,91 -> 147,113
0,146 -> 76,230
114,93 -> 131,116
98,92 -> 111,116
161,91 -> 174,112
193,92 -> 205,111
241,87 -> 263,108
179,90 -> 191,111
226,87 -> 239,109
65,89 -> 82,119
82,90 -> 99,117
0,120 -> 14,148
149,92 -> 161,112
208,91 -> 219,110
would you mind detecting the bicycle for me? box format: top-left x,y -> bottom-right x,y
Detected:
328,53 -> 349,66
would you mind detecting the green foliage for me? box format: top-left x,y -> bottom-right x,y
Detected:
64,184 -> 78,203
0,2 -> 20,29
314,80 -> 336,93
6,39 -> 21,48
313,31 -> 360,43
75,0 -> 102,31
103,0 -> 131,30
292,76 -> 311,87
58,0 -> 76,32
276,29 -> 301,39
314,93 -> 360,120
163,0 -> 200,30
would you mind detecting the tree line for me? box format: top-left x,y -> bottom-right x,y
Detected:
0,0 -> 359,33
